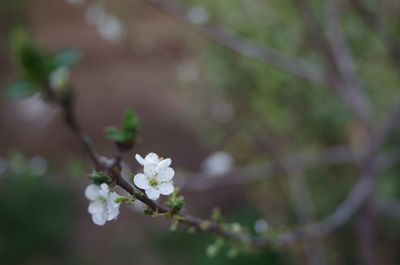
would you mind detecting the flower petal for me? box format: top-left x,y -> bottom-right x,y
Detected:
145,188 -> 160,200
158,158 -> 171,168
107,204 -> 120,221
92,208 -> 108,225
135,154 -> 145,165
88,201 -> 104,215
144,164 -> 158,177
159,182 -> 174,195
99,183 -> 110,198
134,173 -> 150,189
85,184 -> 100,200
158,167 -> 175,182
145,153 -> 159,163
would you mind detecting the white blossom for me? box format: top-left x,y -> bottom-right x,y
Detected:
134,153 -> 175,200
202,151 -> 234,177
85,183 -> 122,225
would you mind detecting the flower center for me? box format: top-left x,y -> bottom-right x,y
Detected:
149,177 -> 159,187
97,196 -> 107,204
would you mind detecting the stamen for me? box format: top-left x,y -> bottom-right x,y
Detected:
149,177 -> 159,187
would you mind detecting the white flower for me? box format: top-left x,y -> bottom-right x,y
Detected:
85,183 -> 122,225
202,151 -> 234,177
134,153 -> 175,200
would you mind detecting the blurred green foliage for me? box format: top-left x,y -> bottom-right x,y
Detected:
0,153 -> 74,264
6,29 -> 80,100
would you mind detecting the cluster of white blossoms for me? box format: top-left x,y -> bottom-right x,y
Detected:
134,153 -> 175,200
85,183 -> 122,225
85,153 -> 175,225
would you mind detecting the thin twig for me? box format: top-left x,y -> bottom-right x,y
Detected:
143,0 -> 326,86
291,0 -> 372,132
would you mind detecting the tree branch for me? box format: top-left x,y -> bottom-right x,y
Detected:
292,0 -> 371,130
143,0 -> 326,86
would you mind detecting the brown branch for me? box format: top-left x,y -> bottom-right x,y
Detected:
350,0 -> 400,69
143,0 -> 326,86
292,0 -> 371,130
51,87 -> 400,250
183,147 -> 400,191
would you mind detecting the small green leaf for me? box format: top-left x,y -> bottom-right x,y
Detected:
106,127 -> 127,143
11,28 -> 51,84
52,49 -> 80,69
122,110 -> 140,139
114,196 -> 129,204
89,171 -> 113,185
4,82 -> 37,100
105,110 -> 140,144
166,188 -> 185,214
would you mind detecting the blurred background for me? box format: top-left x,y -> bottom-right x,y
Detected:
0,0 -> 400,264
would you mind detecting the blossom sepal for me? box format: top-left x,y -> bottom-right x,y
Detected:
89,170 -> 113,185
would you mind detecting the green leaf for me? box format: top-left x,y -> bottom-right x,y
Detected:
89,171 -> 113,185
4,82 -> 37,100
114,196 -> 129,204
105,110 -> 140,144
52,49 -> 80,69
166,188 -> 185,214
106,127 -> 127,143
122,111 -> 140,139
11,28 -> 52,85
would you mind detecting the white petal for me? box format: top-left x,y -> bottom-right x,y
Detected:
158,158 -> 171,168
145,153 -> 159,163
108,191 -> 120,203
135,154 -> 145,165
134,173 -> 150,189
159,182 -> 174,195
157,167 -> 175,182
145,188 -> 160,200
85,184 -> 100,201
107,204 -> 120,221
99,183 -> 110,198
92,209 -> 108,225
144,164 -> 158,177
88,201 -> 104,214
